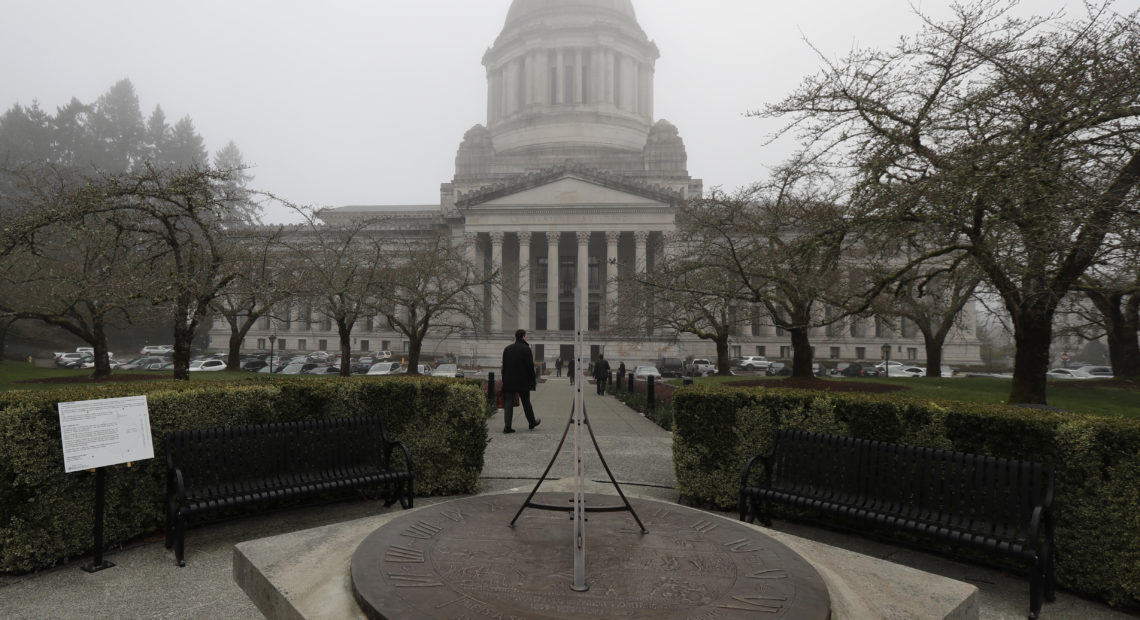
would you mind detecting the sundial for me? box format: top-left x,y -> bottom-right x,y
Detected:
351,291 -> 830,618
350,492 -> 831,619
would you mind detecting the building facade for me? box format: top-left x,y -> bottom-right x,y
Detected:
215,0 -> 982,369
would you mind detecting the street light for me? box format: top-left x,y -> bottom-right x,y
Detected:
881,344 -> 891,377
269,333 -> 277,374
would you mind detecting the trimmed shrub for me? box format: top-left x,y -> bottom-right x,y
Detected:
0,376 -> 487,573
673,384 -> 1140,609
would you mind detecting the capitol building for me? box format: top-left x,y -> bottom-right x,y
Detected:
213,0 -> 982,369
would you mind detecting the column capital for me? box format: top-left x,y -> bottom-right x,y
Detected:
517,231 -> 532,245
605,230 -> 621,244
576,230 -> 592,245
634,229 -> 650,243
464,231 -> 478,245
547,231 -> 560,247
491,231 -> 505,244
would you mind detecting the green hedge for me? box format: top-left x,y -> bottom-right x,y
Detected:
673,385 -> 1140,609
0,376 -> 488,573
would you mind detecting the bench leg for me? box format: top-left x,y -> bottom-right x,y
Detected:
174,512 -> 186,567
164,500 -> 174,549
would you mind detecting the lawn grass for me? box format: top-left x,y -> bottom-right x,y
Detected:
0,362 -> 254,392
686,373 -> 1139,418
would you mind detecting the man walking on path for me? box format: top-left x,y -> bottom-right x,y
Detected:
568,358 -> 575,384
501,329 -> 540,433
594,354 -> 611,395
555,357 -> 562,377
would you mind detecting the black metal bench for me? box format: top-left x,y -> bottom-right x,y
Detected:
165,416 -> 414,566
740,429 -> 1055,619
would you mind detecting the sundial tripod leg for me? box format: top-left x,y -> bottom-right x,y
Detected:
508,403 -> 576,527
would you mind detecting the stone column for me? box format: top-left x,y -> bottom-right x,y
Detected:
465,232 -> 480,331
574,48 -> 583,103
605,231 -> 619,330
555,49 -> 565,104
517,231 -> 531,332
576,232 -> 591,302
491,231 -> 504,334
547,232 -> 559,331
634,230 -> 648,274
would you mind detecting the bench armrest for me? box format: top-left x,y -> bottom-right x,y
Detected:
385,439 -> 414,473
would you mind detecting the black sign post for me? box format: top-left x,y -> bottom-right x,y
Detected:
81,467 -> 115,573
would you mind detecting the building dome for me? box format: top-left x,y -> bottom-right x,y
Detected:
504,0 -> 638,27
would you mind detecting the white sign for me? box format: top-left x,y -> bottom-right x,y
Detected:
58,396 -> 155,473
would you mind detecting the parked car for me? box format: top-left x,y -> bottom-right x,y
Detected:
350,358 -> 374,374
305,365 -> 342,375
367,362 -> 404,376
1072,365 -> 1113,378
633,366 -> 662,380
188,359 -> 226,372
658,357 -> 684,378
1046,368 -> 1082,379
687,359 -> 716,376
766,362 -> 790,376
120,356 -> 168,371
374,350 -> 393,361
55,352 -> 91,367
140,345 -> 173,355
430,363 -> 462,378
276,362 -> 320,375
241,360 -> 269,372
737,356 -> 770,371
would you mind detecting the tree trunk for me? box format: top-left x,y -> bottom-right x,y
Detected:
91,321 -> 112,380
0,317 -> 14,361
790,327 -> 813,377
918,319 -> 953,379
406,332 -> 424,374
1088,290 -> 1140,380
337,320 -> 353,377
716,333 -> 732,376
1008,317 -> 1052,405
226,327 -> 244,371
172,317 -> 196,381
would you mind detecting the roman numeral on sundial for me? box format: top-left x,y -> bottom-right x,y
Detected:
388,573 -> 443,587
691,519 -> 719,533
717,594 -> 788,613
403,521 -> 442,539
384,545 -> 425,563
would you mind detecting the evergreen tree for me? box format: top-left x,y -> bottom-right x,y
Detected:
90,78 -> 144,172
165,116 -> 208,167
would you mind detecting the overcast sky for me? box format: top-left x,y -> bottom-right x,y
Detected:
3,0 -> 1095,222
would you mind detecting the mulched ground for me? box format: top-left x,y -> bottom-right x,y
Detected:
724,377 -> 909,394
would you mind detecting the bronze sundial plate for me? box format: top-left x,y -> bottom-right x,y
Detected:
351,492 -> 830,619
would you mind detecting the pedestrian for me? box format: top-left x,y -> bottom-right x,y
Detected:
568,358 -> 575,385
500,329 -> 540,434
617,360 -> 626,378
555,357 -> 562,377
593,354 -> 611,395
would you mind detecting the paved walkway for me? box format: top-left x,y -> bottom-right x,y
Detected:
0,375 -> 1133,618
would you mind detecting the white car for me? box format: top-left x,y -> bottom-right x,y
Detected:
1072,365 -> 1113,378
1046,368 -> 1082,379
737,356 -> 770,371
633,366 -> 662,380
366,362 -> 403,376
689,359 -> 716,376
431,363 -> 463,378
189,359 -> 226,372
140,345 -> 173,355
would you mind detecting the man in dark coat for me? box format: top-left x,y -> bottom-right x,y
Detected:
593,354 -> 611,395
501,329 -> 540,433
568,357 -> 575,384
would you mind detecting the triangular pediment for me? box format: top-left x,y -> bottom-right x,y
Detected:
455,164 -> 683,210
476,177 -> 663,208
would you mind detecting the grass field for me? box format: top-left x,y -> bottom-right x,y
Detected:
687,373 -> 1139,418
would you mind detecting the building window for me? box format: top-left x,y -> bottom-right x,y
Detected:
360,340 -> 369,352
303,304 -> 312,330
855,346 -> 866,360
850,317 -> 862,338
776,326 -> 787,337
535,302 -> 547,330
780,346 -> 792,359
901,318 -> 915,338
533,344 -> 544,363
559,258 -> 575,296
261,315 -> 271,329
365,316 -> 374,331
907,347 -> 918,361
536,257 -> 548,289
382,340 -> 391,351
830,347 -> 841,359
559,301 -> 574,331
756,346 -> 766,357
278,339 -> 287,350
297,339 -> 306,351
731,345 -> 741,359
588,256 -> 600,290
257,338 -> 266,350
588,302 -> 600,331
318,339 -> 327,351
875,317 -> 886,338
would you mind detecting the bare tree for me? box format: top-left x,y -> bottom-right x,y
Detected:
378,231 -> 494,374
761,1 -> 1140,403
282,210 -> 388,377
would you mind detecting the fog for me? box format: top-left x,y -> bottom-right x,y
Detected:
2,0 -> 1086,222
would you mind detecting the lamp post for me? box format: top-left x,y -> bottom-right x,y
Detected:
881,344 -> 890,377
269,333 -> 277,374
